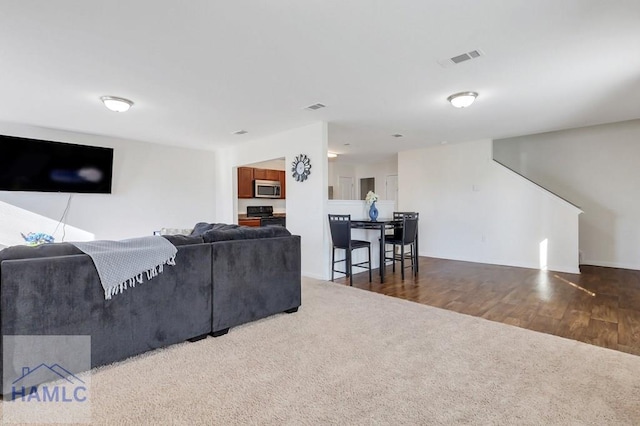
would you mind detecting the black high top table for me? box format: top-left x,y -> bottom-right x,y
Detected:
350,218 -> 419,283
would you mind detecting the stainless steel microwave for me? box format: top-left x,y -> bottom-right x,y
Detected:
254,179 -> 281,198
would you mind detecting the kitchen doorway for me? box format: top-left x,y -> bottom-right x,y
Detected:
360,177 -> 375,200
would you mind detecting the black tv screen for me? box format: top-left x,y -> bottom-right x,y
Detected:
0,134 -> 114,194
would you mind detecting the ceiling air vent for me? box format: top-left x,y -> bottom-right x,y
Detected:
305,103 -> 326,111
438,49 -> 484,68
232,130 -> 248,135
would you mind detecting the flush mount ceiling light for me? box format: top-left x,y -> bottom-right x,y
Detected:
447,91 -> 478,108
100,96 -> 134,112
327,152 -> 338,158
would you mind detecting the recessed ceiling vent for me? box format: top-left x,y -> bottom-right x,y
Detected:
305,103 -> 326,111
232,130 -> 248,135
438,49 -> 484,68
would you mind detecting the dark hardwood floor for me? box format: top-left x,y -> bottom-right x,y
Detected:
334,257 -> 640,356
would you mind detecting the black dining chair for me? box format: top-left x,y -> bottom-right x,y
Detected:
382,211 -> 413,241
328,214 -> 372,286
383,212 -> 418,267
382,212 -> 419,279
391,211 -> 419,238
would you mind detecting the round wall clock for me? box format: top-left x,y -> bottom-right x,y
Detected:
291,154 -> 311,182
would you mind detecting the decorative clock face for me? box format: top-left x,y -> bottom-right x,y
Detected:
291,154 -> 311,182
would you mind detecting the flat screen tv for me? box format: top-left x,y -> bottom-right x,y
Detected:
0,134 -> 114,194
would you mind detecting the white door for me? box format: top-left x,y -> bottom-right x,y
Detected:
338,176 -> 354,200
386,174 -> 398,208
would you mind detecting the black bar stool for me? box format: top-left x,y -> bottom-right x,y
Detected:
382,212 -> 419,279
328,214 -> 372,286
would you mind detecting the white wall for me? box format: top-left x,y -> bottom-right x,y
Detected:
494,119 -> 640,270
248,158 -> 286,170
327,156 -> 398,201
0,200 -> 94,246
327,161 -> 356,200
354,156 -> 398,200
399,139 -> 582,274
213,122 -> 329,279
0,121 -> 217,240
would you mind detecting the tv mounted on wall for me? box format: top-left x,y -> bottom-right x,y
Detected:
0,134 -> 114,194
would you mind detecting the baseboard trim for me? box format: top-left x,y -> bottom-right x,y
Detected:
551,266 -> 581,275
302,272 -> 328,281
581,260 -> 640,271
420,253 -> 580,274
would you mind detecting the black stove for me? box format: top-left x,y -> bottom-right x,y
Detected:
246,206 -> 286,227
246,205 -> 274,218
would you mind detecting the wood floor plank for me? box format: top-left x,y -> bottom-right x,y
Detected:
591,278 -> 619,297
528,316 -> 561,335
499,288 -> 530,304
423,289 -> 465,308
507,303 -> 540,326
618,308 -> 640,347
341,257 -> 640,356
619,288 -> 640,311
557,310 -> 591,340
443,300 -> 469,315
564,294 -> 595,314
536,300 -> 570,320
591,294 -> 619,323
446,299 -> 498,317
503,317 -> 529,328
584,319 -> 618,349
618,345 -> 640,356
481,303 -> 517,322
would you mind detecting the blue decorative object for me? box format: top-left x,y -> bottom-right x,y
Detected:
368,201 -> 378,221
20,232 -> 55,246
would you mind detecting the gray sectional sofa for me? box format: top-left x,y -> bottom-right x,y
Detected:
0,223 -> 301,394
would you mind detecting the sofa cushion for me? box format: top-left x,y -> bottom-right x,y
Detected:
202,225 -> 291,243
161,234 -> 204,246
0,242 -> 83,262
190,222 -> 241,236
190,222 -> 214,236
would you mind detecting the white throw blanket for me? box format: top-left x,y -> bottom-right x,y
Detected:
72,236 -> 177,300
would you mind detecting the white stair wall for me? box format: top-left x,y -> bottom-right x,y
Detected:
494,119 -> 640,270
398,139 -> 582,274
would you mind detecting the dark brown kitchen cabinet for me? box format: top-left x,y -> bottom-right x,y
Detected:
252,168 -> 266,180
278,170 -> 286,199
237,167 -> 286,199
238,218 -> 261,227
266,169 -> 280,181
254,168 -> 279,181
237,167 -> 254,199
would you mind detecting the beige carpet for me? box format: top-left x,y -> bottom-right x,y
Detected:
3,277 -> 640,425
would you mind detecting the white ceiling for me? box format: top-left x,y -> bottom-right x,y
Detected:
1,1 -> 639,164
